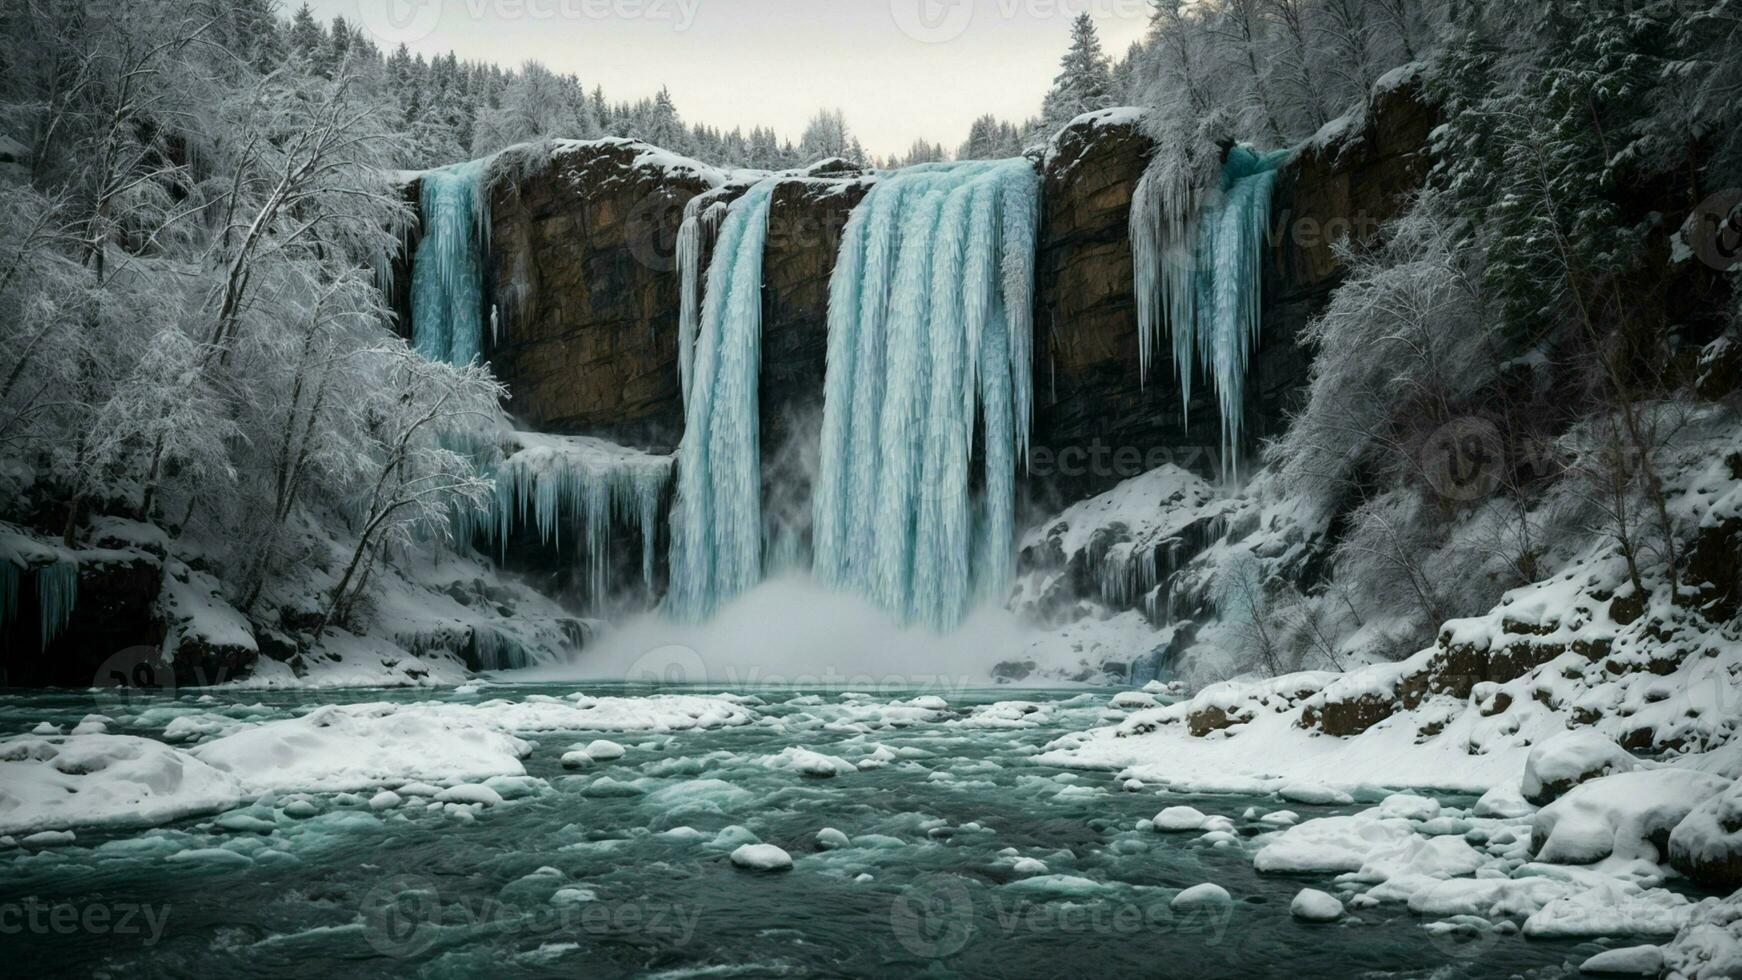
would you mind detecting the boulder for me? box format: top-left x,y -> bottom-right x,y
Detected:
1669,781 -> 1742,891
1521,730 -> 1638,807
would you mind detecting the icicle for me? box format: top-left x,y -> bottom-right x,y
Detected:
36,559 -> 77,648
464,434 -> 673,609
410,158 -> 491,366
811,159 -> 1040,629
1131,144 -> 1288,477
0,557 -> 18,639
666,178 -> 783,621
677,197 -> 728,404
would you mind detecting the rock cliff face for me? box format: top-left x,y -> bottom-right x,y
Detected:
401,91 -> 1440,600
482,140 -> 719,450
1028,78 -> 1440,509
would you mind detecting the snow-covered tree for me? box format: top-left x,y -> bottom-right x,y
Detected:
799,109 -> 856,165
1040,14 -> 1115,137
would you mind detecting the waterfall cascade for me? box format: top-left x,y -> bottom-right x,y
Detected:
666,177 -> 783,621
459,434 -> 674,607
811,158 -> 1040,629
676,193 -> 732,404
410,158 -> 491,366
1131,144 -> 1289,475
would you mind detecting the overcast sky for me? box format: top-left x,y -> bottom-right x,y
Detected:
312,0 -> 1152,157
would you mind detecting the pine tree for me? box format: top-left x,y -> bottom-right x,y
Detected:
1040,13 -> 1114,137
288,3 -> 325,63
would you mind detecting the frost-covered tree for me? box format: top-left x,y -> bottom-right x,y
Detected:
798,109 -> 855,165
470,61 -> 599,156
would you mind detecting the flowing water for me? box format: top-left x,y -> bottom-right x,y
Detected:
0,684 -> 1610,978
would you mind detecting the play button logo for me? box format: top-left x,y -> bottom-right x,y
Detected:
356,0 -> 444,45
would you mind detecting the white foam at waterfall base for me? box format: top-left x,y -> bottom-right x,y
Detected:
504,575 -> 1033,690
811,158 -> 1039,630
1131,144 -> 1289,476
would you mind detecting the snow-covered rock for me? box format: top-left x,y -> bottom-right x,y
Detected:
761,746 -> 856,778
583,739 -> 626,761
1522,730 -> 1638,806
1532,769 -> 1732,865
729,843 -> 793,871
1153,806 -> 1209,832
1669,781 -> 1742,890
816,827 -> 849,851
1661,890 -> 1742,979
1172,883 -> 1232,908
1291,889 -> 1344,922
1577,945 -> 1665,976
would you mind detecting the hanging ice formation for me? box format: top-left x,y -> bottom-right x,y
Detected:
410,158 -> 491,365
0,536 -> 78,648
665,177 -> 783,621
458,434 -> 674,607
676,193 -> 731,404
1131,143 -> 1289,475
811,159 -> 1040,630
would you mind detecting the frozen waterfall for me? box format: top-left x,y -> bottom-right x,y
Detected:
1131,144 -> 1288,475
666,177 -> 783,621
811,159 -> 1040,630
410,158 -> 491,366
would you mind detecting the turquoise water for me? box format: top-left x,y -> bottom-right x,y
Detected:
0,685 -> 1613,977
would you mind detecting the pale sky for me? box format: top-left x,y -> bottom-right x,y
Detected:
311,0 -> 1153,157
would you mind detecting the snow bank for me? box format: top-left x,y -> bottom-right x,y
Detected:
0,734 -> 245,836
1661,891 -> 1742,979
191,703 -> 535,795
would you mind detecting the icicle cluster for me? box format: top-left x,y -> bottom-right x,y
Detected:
410,158 -> 491,365
666,178 -> 783,621
462,434 -> 674,607
0,532 -> 79,649
36,560 -> 77,647
811,159 -> 1041,630
1131,144 -> 1289,475
0,557 -> 16,641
